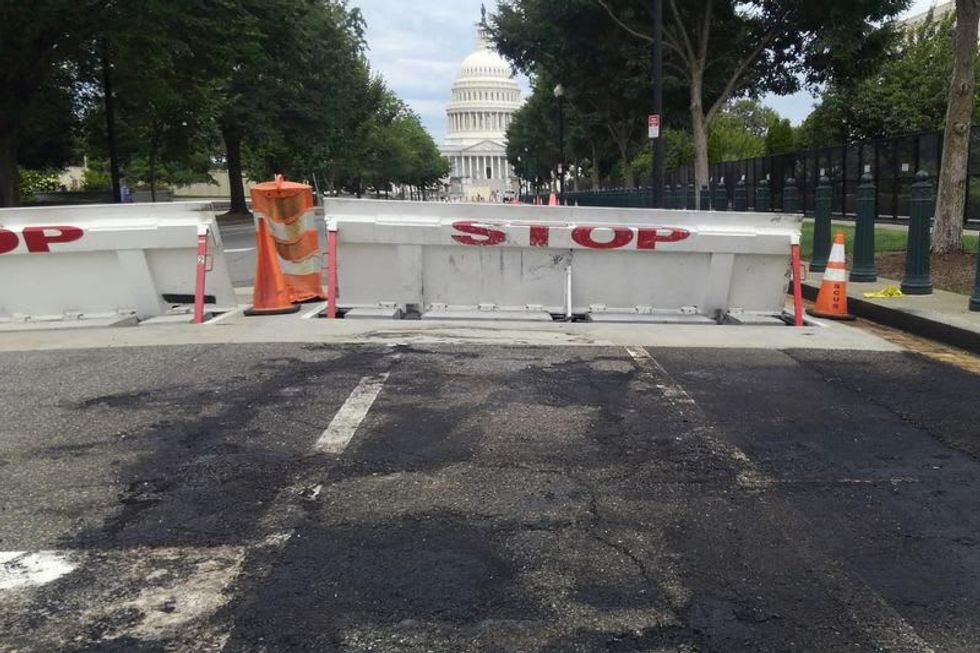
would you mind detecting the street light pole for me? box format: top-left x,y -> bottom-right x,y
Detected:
554,83 -> 566,196
652,0 -> 664,207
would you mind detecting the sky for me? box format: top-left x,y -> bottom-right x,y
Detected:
352,0 -> 940,140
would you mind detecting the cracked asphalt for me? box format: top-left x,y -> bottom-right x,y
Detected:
1,343 -> 980,652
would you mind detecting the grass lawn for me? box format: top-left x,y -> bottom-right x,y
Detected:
800,223 -> 979,260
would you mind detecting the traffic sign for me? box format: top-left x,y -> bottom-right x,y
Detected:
648,114 -> 661,139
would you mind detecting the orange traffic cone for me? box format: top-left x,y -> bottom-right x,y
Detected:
548,192 -> 558,206
808,232 -> 855,321
246,217 -> 301,316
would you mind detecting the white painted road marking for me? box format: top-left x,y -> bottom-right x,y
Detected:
625,346 -> 695,405
315,373 -> 390,454
0,551 -> 76,590
224,247 -> 256,254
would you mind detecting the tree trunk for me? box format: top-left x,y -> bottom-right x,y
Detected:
101,43 -> 122,204
934,0 -> 980,254
591,142 -> 600,191
690,71 -> 710,192
221,116 -> 250,216
148,138 -> 158,203
623,158 -> 635,188
0,126 -> 18,207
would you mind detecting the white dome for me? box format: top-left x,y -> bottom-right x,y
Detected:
456,48 -> 515,82
439,18 -> 524,200
443,24 -> 523,146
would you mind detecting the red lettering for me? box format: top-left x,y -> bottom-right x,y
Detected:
0,228 -> 17,255
636,228 -> 691,250
529,225 -> 549,247
452,221 -> 506,246
572,226 -> 634,250
22,226 -> 84,253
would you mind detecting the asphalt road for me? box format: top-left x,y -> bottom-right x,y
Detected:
2,344 -> 980,652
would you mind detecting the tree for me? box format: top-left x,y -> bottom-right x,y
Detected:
934,0 -> 980,254
765,118 -> 795,155
801,11 -> 964,145
77,1 -> 231,200
494,0 -> 686,188
0,1 -> 97,206
214,0 -> 370,215
594,0 -> 909,191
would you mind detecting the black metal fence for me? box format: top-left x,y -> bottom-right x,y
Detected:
546,128 -> 980,227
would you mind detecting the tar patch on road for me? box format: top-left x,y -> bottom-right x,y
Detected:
2,344 -> 980,652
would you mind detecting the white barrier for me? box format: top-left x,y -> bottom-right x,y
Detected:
323,199 -> 803,323
0,202 -> 237,325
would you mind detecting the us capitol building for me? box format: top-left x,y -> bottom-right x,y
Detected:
439,8 -> 522,202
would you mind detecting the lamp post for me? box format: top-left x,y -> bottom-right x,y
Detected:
517,155 -> 523,196
554,83 -> 566,195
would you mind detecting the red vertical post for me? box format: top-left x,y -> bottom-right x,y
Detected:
791,241 -> 804,327
193,225 -> 209,324
327,223 -> 338,319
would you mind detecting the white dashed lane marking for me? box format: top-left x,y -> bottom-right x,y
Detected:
314,373 -> 390,454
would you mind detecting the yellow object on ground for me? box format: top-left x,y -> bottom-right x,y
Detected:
864,285 -> 904,299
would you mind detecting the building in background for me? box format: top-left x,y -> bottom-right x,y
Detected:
439,9 -> 522,202
901,1 -> 953,28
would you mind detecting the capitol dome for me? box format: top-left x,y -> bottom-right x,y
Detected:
440,10 -> 523,201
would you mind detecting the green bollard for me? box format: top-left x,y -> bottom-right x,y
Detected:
700,184 -> 710,211
901,171 -> 934,295
851,172 -> 878,283
810,175 -> 833,273
756,179 -> 771,212
687,183 -> 696,210
971,237 -> 980,311
713,178 -> 728,211
734,178 -> 748,211
783,177 -> 800,213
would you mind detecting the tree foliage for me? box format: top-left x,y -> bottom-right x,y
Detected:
500,0 -> 908,190
803,11 -> 967,145
0,0 -> 447,208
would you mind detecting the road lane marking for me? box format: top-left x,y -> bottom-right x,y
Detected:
0,551 -> 76,590
224,247 -> 255,254
315,373 -> 390,454
626,346 -> 695,405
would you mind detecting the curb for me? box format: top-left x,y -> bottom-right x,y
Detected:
801,282 -> 980,355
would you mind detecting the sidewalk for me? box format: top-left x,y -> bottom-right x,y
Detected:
802,271 -> 980,354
